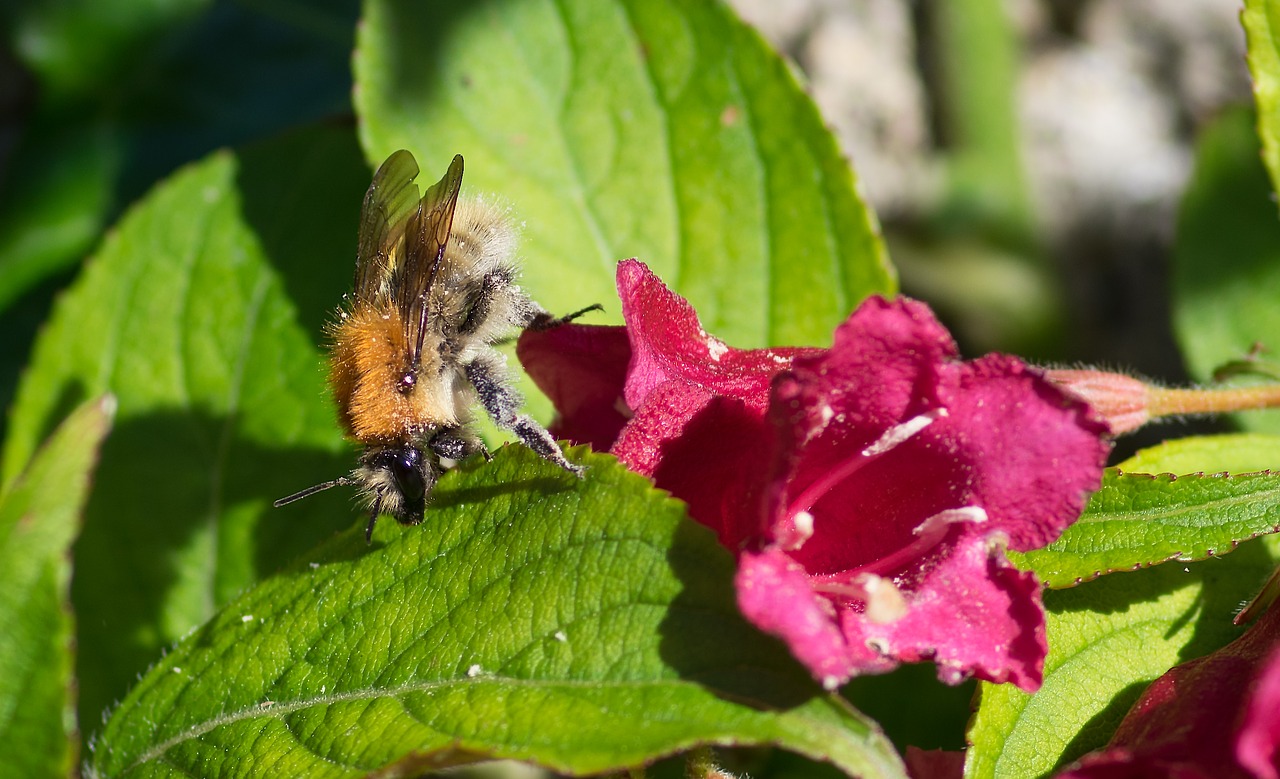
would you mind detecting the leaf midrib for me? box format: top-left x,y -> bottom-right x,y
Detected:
123,674 -> 823,773
1081,482 -> 1280,526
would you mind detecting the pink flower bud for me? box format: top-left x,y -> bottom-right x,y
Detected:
1045,370 -> 1150,436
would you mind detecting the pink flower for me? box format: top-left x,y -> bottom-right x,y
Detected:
520,260 -> 820,548
519,260 -> 1109,691
1056,599 -> 1280,779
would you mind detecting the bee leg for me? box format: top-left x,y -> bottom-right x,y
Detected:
526,303 -> 604,332
429,428 -> 491,463
458,268 -> 514,336
465,357 -> 584,476
365,499 -> 383,544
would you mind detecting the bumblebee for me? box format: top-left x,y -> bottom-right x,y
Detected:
276,151 -> 592,540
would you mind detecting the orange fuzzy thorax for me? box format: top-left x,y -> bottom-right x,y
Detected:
328,304 -> 462,443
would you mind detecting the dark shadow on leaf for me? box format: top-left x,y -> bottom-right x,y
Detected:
657,518 -> 819,711
234,124 -> 370,341
377,1 -> 499,111
73,406 -> 353,740
1047,560 -> 1194,617
28,381 -> 92,471
430,473 -> 579,509
842,664 -> 974,752
1179,541 -> 1269,661
114,1 -> 360,212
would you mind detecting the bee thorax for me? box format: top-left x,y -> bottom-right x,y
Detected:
329,305 -> 464,441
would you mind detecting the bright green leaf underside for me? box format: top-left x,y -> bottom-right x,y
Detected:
1012,467 -> 1280,588
355,0 -> 894,352
0,398 -> 114,779
1244,0 -> 1280,198
91,449 -> 905,779
1115,432 -> 1280,475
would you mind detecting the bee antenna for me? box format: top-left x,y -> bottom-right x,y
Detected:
273,477 -> 354,508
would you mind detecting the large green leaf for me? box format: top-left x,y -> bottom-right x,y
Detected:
1115,432 -> 1280,476
89,449 -> 906,779
1245,0 -> 1280,198
0,398 -> 114,777
1012,468 -> 1280,588
3,126 -> 372,739
1172,107 -> 1280,433
354,0 -> 894,352
966,540 -> 1277,778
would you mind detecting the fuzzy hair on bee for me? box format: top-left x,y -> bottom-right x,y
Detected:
275,151 -> 597,541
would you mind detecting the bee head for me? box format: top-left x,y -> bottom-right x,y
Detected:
273,444 -> 438,544
358,445 -> 437,532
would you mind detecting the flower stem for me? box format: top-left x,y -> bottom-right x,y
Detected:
1147,384 -> 1280,418
1045,369 -> 1280,435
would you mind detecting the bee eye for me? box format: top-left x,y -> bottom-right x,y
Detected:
397,372 -> 416,394
392,448 -> 426,502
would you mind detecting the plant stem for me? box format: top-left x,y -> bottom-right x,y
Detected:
1147,384 -> 1280,417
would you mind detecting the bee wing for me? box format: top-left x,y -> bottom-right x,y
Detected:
401,154 -> 464,367
354,150 -> 422,303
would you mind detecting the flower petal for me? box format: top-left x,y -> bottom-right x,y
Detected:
1237,645 -> 1280,779
738,528 -> 1048,690
834,529 -> 1049,690
616,259 -> 815,409
614,381 -> 774,549
904,747 -> 965,779
736,547 -> 852,689
766,299 -> 1108,554
517,322 -> 632,451
748,298 -> 1104,690
931,354 -> 1110,551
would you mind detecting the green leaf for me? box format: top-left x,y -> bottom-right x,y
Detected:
354,0 -> 894,352
1012,468 -> 1280,588
89,449 -> 906,779
3,126 -> 374,738
1172,106 -> 1280,433
1244,0 -> 1280,198
0,397 -> 114,778
1115,432 -> 1280,475
967,542 -> 1277,778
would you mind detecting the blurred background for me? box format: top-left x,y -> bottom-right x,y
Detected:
735,0 -> 1250,370
0,0 -> 1254,423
